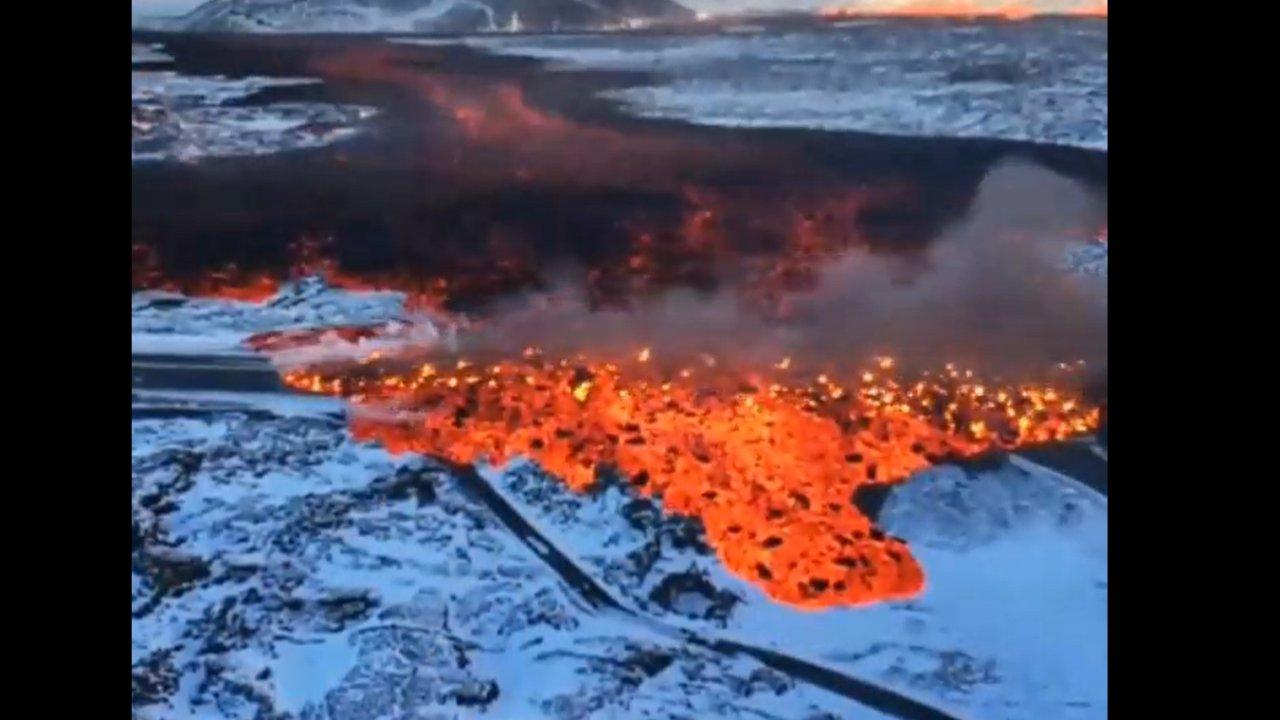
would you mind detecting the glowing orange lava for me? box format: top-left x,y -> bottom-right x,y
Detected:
820,1 -> 1107,20
271,345 -> 1099,609
1065,1 -> 1108,16
133,243 -> 282,302
130,237 -> 526,314
821,1 -> 1033,20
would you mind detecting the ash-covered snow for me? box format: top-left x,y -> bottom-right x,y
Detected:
132,411 -> 898,719
440,19 -> 1107,150
132,56 -> 376,163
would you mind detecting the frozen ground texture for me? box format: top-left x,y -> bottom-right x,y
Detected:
451,19 -> 1107,150
132,413 -> 901,720
132,401 -> 1105,719
132,49 -> 377,163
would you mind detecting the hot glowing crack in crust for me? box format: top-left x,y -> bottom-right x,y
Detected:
270,346 -> 1098,609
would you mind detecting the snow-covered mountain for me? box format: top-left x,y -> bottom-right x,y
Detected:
154,0 -> 696,33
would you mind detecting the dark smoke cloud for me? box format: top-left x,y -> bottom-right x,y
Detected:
457,158 -> 1107,382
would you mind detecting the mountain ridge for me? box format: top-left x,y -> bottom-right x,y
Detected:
146,0 -> 696,33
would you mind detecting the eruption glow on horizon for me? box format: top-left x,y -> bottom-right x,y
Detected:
133,1 -> 1108,20
818,0 -> 1106,18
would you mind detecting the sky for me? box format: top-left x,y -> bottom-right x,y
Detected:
131,1 -> 1102,19
133,0 -> 202,17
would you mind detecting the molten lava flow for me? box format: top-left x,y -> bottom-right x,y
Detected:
133,181 -> 911,320
270,344 -> 1099,609
133,243 -> 282,302
131,236 -> 530,314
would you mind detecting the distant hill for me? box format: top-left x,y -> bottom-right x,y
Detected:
147,0 -> 696,33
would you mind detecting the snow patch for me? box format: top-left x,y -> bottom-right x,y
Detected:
132,70 -> 375,163
454,21 -> 1107,151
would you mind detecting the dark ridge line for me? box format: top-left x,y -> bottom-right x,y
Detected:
131,352 -> 268,367
132,354 -> 287,394
440,459 -> 628,613
709,638 -> 962,720
1011,442 -> 1107,497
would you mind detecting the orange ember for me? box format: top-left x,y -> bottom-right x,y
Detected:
272,346 -> 1099,609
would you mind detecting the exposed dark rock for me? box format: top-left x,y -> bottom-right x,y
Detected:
947,61 -> 1030,85
852,483 -> 895,522
453,679 -> 501,707
949,450 -> 1010,476
131,650 -> 179,707
271,495 -> 356,553
623,646 -> 675,679
134,296 -> 187,311
318,589 -> 380,628
648,567 -> 740,624
141,548 -> 211,596
625,537 -> 663,584
195,593 -> 271,658
621,497 -> 662,531
379,465 -> 438,506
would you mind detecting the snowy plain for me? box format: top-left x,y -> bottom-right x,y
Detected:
132,44 -> 377,163
411,19 -> 1108,151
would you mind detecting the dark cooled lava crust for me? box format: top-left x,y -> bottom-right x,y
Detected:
131,31 -> 1106,308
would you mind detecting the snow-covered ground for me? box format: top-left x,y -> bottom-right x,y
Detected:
476,455 -> 1107,720
132,399 -> 1105,718
419,19 -> 1107,150
132,46 -> 377,163
133,277 -> 412,350
131,277 -> 459,375
133,409 -> 916,720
